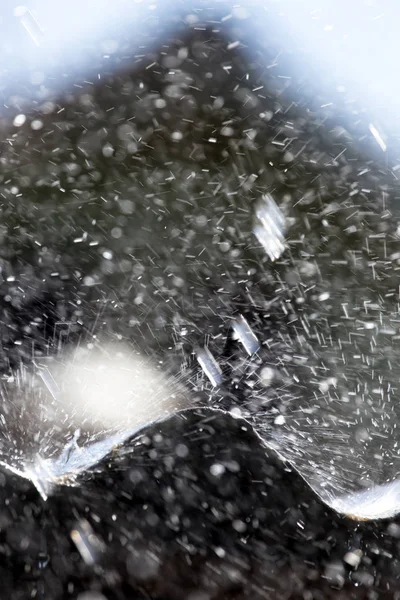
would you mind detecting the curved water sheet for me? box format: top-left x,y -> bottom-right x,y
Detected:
4,192 -> 400,522
2,10 -> 400,520
237,193 -> 400,522
179,191 -> 400,521
0,343 -> 188,500
254,434 -> 400,522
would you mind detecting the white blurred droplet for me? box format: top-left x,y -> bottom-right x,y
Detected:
13,114 -> 26,127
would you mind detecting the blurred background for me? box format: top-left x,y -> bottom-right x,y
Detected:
0,1 -> 400,599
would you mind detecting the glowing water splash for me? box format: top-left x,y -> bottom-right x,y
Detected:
0,344 -> 187,500
254,428 -> 400,521
330,481 -> 400,521
1,332 -> 399,520
21,430 -> 132,501
194,305 -> 400,521
2,334 -> 400,519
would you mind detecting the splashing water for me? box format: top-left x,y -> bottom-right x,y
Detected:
0,344 -> 187,499
1,186 -> 400,522
193,192 -> 400,521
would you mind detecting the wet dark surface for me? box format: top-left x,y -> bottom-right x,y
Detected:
1,3 -> 400,598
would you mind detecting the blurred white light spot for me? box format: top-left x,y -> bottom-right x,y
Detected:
260,367 -> 275,387
30,71 -> 45,85
232,6 -> 248,20
274,415 -> 286,425
210,463 -> 225,477
14,6 -> 27,17
13,114 -> 26,127
318,292 -> 330,301
343,550 -> 362,569
31,119 -> 43,131
83,276 -> 96,287
171,131 -> 183,141
102,143 -> 114,157
55,345 -> 186,432
154,98 -> 166,109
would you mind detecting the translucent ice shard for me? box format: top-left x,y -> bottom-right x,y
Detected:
196,347 -> 223,387
368,123 -> 387,152
232,315 -> 260,356
253,194 -> 286,260
70,519 -> 105,565
15,6 -> 45,46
